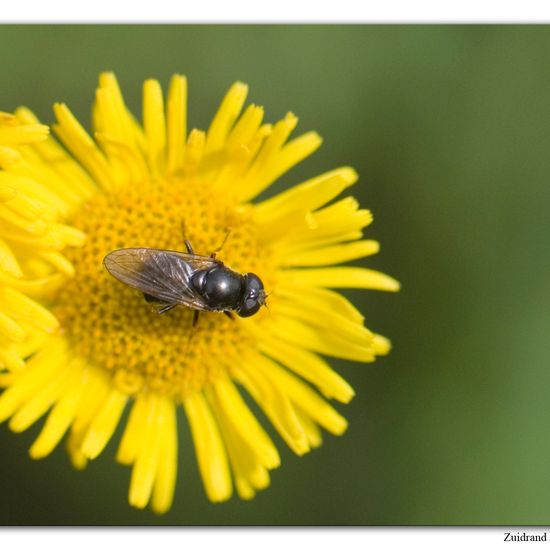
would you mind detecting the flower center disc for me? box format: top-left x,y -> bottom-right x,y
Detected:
54,178 -> 266,399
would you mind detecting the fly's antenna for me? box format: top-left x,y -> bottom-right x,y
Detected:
210,227 -> 233,259
263,291 -> 271,315
184,310 -> 199,358
180,220 -> 188,242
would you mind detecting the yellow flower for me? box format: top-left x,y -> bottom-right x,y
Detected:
0,73 -> 399,514
0,112 -> 66,371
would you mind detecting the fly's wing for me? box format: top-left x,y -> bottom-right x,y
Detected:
103,248 -> 218,311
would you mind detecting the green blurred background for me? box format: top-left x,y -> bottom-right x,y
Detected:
0,25 -> 548,525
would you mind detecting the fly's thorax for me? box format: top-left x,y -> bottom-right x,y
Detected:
193,266 -> 244,310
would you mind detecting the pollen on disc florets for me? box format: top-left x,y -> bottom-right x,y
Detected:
53,177 -> 271,399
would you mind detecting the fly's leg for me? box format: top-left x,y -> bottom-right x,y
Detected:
181,221 -> 195,254
179,222 -> 199,327
182,220 -> 231,258
158,303 -> 178,314
183,310 -> 199,360
143,294 -> 178,315
224,311 -> 235,321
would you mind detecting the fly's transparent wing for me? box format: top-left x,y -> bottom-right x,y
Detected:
103,248 -> 218,311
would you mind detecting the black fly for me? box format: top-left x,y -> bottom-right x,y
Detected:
103,239 -> 266,322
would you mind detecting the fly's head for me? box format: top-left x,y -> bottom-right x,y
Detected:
236,273 -> 266,318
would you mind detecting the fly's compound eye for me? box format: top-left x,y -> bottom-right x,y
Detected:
237,273 -> 266,317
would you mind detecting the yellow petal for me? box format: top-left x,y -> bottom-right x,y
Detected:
210,374 -> 280,469
253,131 -> 322,199
258,360 -> 348,436
183,391 -> 232,502
237,356 -> 310,455
267,315 -> 376,363
30,366 -> 85,459
9,364 -> 72,432
238,112 -> 298,201
70,368 -> 110,440
53,103 -> 114,190
143,79 -> 166,174
117,392 -> 149,466
39,251 -> 75,276
0,235 -> 27,278
94,132 -> 149,187
128,394 -> 163,509
0,271 -> 64,298
0,285 -> 59,333
96,72 -> 139,148
151,398 -> 178,514
15,107 -> 97,201
183,129 -> 205,176
282,240 -> 380,267
280,266 -> 401,292
80,386 -> 127,459
0,311 -> 26,343
295,408 -> 323,448
259,336 -> 355,403
373,333 -> 392,356
0,123 -> 49,145
0,345 -> 25,371
0,337 -> 67,422
206,82 -> 248,155
277,284 -> 365,324
255,168 -> 356,227
270,293 -> 373,347
226,104 -> 264,152
206,385 -> 273,498
166,74 -> 187,174
9,158 -> 80,215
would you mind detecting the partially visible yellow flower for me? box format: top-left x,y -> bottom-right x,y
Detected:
0,73 -> 399,514
0,112 -> 74,372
